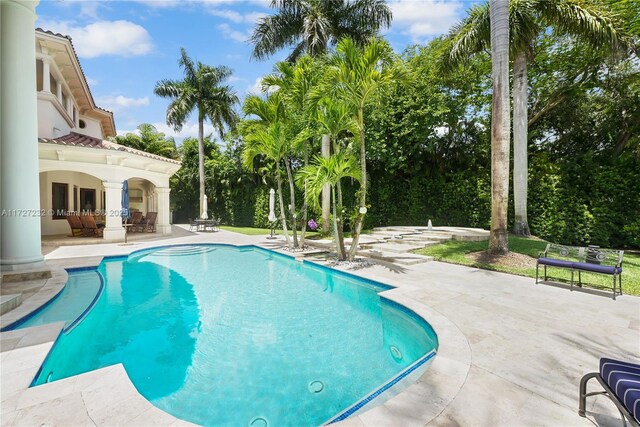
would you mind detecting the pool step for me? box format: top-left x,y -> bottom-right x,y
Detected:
0,294 -> 22,315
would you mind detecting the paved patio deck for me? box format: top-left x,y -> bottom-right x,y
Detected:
1,226 -> 638,426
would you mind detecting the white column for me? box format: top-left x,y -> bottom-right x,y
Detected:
42,59 -> 51,93
56,79 -> 62,102
102,181 -> 125,241
156,187 -> 171,234
0,0 -> 45,271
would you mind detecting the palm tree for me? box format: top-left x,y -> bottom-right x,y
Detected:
488,0 -> 510,255
297,151 -> 361,260
112,123 -> 178,159
242,93 -> 308,249
445,0 -> 623,236
323,37 -> 407,261
250,0 -> 392,62
262,56 -> 321,246
242,120 -> 309,249
154,48 -> 239,218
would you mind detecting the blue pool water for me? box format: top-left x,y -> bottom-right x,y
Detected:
31,245 -> 437,426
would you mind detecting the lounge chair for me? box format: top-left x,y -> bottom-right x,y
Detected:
66,213 -> 84,237
579,357 -> 640,426
79,214 -> 103,237
129,211 -> 143,232
189,218 -> 198,232
143,212 -> 157,232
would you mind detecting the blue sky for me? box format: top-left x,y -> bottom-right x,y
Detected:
36,0 -> 472,144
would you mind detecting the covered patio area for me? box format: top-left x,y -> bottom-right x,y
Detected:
38,133 -> 181,241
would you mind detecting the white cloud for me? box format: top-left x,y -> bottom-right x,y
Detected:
96,95 -> 150,111
246,77 -> 277,95
38,20 -> 154,58
86,77 -> 98,86
389,0 -> 464,42
149,121 -> 219,142
217,23 -> 251,43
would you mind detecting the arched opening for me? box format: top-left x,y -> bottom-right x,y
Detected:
39,170 -> 106,236
124,177 -> 158,216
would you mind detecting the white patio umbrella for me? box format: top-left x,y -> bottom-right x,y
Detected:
267,188 -> 277,239
201,194 -> 208,219
268,188 -> 277,222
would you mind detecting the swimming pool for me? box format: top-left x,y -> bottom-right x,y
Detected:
29,245 -> 438,426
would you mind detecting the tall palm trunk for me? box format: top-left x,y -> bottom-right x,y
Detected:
321,134 -> 331,233
300,142 -> 309,247
336,181 -> 346,260
488,0 -> 510,255
331,186 -> 345,260
198,112 -> 206,218
512,51 -> 530,236
348,109 -> 366,261
284,157 -> 299,248
276,167 -> 291,247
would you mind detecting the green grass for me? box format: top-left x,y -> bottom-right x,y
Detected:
414,235 -> 640,296
220,225 -> 320,238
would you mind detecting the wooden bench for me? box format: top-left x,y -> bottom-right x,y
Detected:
536,244 -> 624,299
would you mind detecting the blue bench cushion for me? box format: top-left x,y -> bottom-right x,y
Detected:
573,262 -> 622,275
600,358 -> 640,423
537,258 -> 573,268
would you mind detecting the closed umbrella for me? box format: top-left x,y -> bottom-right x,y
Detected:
268,188 -> 276,222
121,180 -> 130,219
267,188 -> 277,239
201,194 -> 208,219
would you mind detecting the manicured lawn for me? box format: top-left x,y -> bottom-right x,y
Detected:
220,225 -> 320,238
414,235 -> 640,297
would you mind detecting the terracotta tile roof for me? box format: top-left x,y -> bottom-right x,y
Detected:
39,133 -> 181,165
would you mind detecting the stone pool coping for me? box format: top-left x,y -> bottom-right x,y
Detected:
2,229 -> 638,426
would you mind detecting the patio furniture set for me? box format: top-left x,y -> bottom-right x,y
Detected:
65,211 -> 157,238
189,218 -> 221,232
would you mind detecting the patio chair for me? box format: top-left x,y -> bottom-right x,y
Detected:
189,218 -> 198,232
143,212 -> 157,232
79,214 -> 103,237
66,213 -> 84,237
579,357 -> 640,427
130,211 -> 143,232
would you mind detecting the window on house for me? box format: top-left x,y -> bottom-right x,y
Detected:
52,182 -> 68,219
62,92 -> 68,112
80,188 -> 96,212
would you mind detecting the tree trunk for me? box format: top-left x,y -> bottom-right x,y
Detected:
336,179 -> 346,258
488,0 -> 510,255
321,134 -> 331,233
284,157 -> 299,248
512,51 -> 530,236
348,109 -> 366,261
276,168 -> 291,247
300,141 -> 309,247
331,186 -> 344,260
198,113 -> 205,219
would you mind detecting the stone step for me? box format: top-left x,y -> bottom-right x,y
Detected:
357,249 -> 433,265
387,238 -> 442,246
0,294 -> 22,315
360,242 -> 426,253
391,234 -> 452,242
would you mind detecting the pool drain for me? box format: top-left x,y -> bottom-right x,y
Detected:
390,345 -> 403,361
308,380 -> 324,393
249,416 -> 268,427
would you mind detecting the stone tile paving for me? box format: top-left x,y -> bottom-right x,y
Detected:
0,226 -> 637,426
